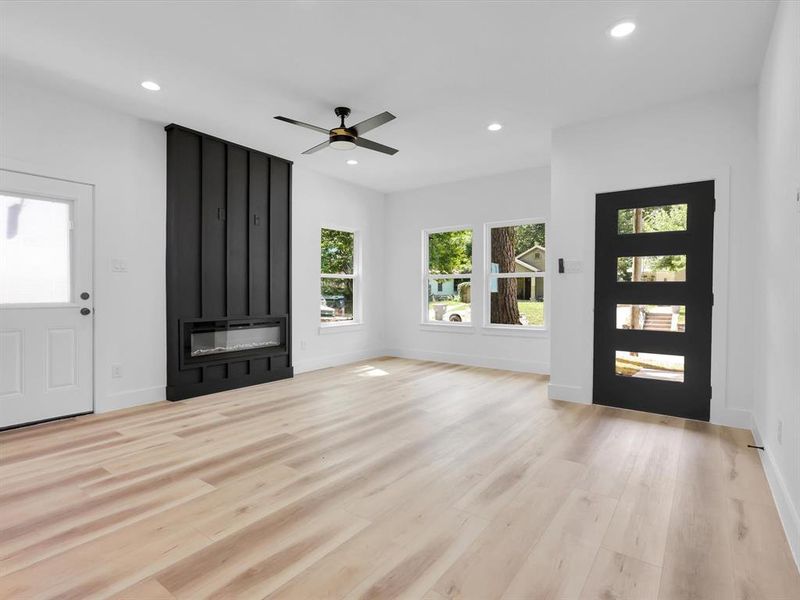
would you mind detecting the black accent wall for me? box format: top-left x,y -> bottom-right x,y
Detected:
165,124 -> 293,400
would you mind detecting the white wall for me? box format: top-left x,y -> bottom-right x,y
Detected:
1,75 -> 167,412
292,168 -> 386,373
549,88 -> 758,428
753,0 -> 800,565
0,75 -> 387,411
383,168 -> 550,373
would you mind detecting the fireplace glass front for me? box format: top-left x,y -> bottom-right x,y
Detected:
190,324 -> 281,358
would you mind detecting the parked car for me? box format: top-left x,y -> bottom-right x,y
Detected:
444,305 -> 470,323
322,294 -> 346,311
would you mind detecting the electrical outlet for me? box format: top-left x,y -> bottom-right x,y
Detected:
777,419 -> 783,445
111,364 -> 123,378
111,259 -> 128,273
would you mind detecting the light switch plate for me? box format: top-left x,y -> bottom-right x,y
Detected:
111,259 -> 128,273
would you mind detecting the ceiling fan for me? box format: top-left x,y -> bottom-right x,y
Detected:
274,107 -> 398,156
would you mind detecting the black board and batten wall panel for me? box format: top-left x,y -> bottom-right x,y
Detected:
166,124 -> 292,400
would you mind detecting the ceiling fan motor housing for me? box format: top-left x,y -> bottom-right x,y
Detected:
329,127 -> 356,149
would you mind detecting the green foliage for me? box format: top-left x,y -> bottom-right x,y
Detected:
511,223 -> 545,255
321,228 -> 354,274
617,204 -> 687,235
616,205 -> 688,279
428,230 -> 472,274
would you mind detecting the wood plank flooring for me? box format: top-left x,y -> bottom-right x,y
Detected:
0,357 -> 797,599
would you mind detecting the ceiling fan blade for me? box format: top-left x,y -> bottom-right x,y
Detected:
350,111 -> 396,136
302,140 -> 330,155
354,136 -> 398,155
274,116 -> 329,135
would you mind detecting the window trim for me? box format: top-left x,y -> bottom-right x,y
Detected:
421,225 -> 474,328
320,226 -> 362,328
483,218 -> 548,332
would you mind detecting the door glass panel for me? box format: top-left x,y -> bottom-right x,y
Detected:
616,304 -> 685,332
615,351 -> 684,382
618,204 -> 687,234
0,195 -> 72,304
617,255 -> 686,282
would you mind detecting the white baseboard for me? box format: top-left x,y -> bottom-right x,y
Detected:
752,421 -> 800,570
97,385 -> 165,413
710,406 -> 753,429
547,383 -> 587,404
384,348 -> 549,375
294,349 -> 387,374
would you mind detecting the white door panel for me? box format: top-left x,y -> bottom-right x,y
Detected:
0,170 -> 93,428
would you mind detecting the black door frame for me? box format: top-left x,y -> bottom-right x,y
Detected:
593,180 -> 715,421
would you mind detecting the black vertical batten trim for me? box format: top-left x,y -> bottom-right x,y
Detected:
266,157 -> 272,372
164,124 -> 293,400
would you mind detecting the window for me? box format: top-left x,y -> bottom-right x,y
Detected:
0,195 -> 72,304
486,221 -> 546,328
617,203 -> 687,234
617,255 -> 686,282
424,228 -> 472,324
320,228 -> 358,325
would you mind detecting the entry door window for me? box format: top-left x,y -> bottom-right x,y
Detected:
593,181 -> 714,421
0,195 -> 72,304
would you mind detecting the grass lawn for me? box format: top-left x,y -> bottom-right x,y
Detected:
428,299 -> 544,327
518,300 -> 544,326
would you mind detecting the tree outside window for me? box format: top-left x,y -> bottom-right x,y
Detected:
488,222 -> 546,327
320,228 -> 358,324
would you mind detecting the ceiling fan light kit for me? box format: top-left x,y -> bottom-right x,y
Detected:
274,106 -> 398,156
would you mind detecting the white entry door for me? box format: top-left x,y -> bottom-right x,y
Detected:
0,170 -> 93,428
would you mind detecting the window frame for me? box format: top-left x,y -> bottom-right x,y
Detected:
483,218 -> 548,332
421,225 -> 474,328
319,226 -> 361,329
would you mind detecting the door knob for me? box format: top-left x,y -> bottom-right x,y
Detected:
80,308 -> 91,316
80,292 -> 90,300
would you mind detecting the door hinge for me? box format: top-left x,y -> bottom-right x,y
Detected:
712,197 -> 716,212
217,207 -> 226,221
711,293 -> 715,306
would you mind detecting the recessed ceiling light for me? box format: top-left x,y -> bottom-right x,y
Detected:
346,159 -> 358,165
610,21 -> 636,38
141,81 -> 161,91
487,123 -> 503,131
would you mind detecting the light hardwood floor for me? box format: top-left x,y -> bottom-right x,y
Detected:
0,358 -> 797,599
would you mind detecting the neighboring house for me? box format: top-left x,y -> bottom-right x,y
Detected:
429,278 -> 471,299
513,245 -> 545,301
429,278 -> 457,297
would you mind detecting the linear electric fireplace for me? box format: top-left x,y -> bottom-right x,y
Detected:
181,317 -> 287,369
166,124 -> 293,401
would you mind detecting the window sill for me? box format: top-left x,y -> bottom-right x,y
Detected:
319,322 -> 365,334
419,322 -> 477,334
481,326 -> 549,338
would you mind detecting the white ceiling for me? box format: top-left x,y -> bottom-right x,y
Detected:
1,1 -> 776,193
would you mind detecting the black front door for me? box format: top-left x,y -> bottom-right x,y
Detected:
593,181 -> 714,421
